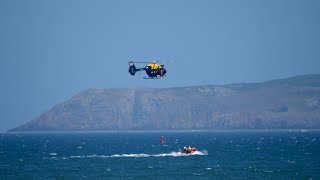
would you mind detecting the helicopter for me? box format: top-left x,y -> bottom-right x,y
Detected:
128,61 -> 167,79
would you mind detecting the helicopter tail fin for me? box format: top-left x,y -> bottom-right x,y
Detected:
129,62 -> 137,75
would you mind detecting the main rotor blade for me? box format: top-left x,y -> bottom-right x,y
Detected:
132,61 -> 152,63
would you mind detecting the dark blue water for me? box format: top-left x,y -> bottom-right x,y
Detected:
1,131 -> 319,179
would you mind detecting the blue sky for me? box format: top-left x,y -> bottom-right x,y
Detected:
1,0 -> 320,132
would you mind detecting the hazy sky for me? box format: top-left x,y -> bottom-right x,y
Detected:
1,0 -> 319,132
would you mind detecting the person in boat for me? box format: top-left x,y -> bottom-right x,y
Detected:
181,146 -> 197,154
187,146 -> 192,154
183,146 -> 188,153
181,146 -> 191,154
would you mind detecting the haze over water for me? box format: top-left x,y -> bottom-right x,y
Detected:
1,131 -> 319,179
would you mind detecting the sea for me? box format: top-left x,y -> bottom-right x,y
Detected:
1,130 -> 319,179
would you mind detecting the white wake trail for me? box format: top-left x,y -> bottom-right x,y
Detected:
57,150 -> 208,159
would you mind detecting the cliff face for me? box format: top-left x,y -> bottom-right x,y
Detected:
9,74 -> 320,131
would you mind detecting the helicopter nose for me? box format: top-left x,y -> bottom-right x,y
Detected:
162,68 -> 167,75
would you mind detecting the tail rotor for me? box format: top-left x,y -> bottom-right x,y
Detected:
128,61 -> 137,76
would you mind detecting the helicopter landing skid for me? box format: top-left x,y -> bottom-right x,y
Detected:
143,76 -> 164,79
